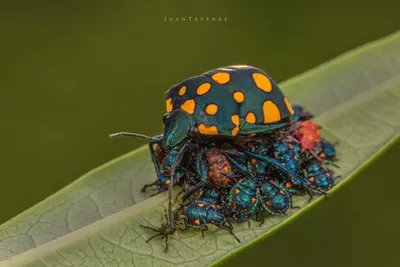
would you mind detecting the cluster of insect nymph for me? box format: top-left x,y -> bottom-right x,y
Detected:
110,65 -> 340,252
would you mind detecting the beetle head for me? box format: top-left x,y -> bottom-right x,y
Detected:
162,109 -> 195,148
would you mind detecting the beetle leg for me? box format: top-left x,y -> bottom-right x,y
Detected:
239,147 -> 327,196
224,154 -> 252,176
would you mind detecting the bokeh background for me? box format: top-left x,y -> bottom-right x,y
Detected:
1,1 -> 400,266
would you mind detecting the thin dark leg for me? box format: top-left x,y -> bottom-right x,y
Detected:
226,220 -> 234,230
291,203 -> 300,209
220,148 -> 244,157
168,142 -> 188,226
164,234 -> 169,253
172,190 -> 183,206
253,206 -> 265,226
182,182 -> 204,203
222,225 -> 241,243
225,154 -> 250,174
290,196 -> 300,209
140,224 -> 160,232
141,181 -> 157,193
306,189 -> 313,202
182,150 -> 207,202
258,212 -> 265,227
201,226 -> 208,238
331,162 -> 340,169
241,147 -> 327,195
146,233 -> 163,242
150,191 -> 163,197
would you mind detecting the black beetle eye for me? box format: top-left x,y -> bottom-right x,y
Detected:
162,113 -> 169,124
189,126 -> 198,137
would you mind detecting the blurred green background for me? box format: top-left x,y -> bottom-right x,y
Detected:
1,1 -> 400,266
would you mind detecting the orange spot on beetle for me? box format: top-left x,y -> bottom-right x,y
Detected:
234,189 -> 240,195
251,198 -> 256,203
285,182 -> 292,188
205,104 -> 218,115
178,85 -> 187,96
284,97 -> 294,115
231,114 -> 240,136
320,152 -> 326,158
233,91 -> 245,103
279,190 -> 285,195
252,73 -> 272,92
197,203 -> 205,207
263,100 -> 281,123
231,114 -> 239,126
165,179 -> 171,185
266,201 -> 271,206
181,99 -> 195,114
194,219 -> 200,225
308,177 -> 315,182
196,83 -> 211,95
223,166 -> 229,173
166,98 -> 173,112
251,158 -> 257,164
231,126 -> 239,136
245,112 -> 256,123
197,124 -> 219,135
211,72 -> 230,84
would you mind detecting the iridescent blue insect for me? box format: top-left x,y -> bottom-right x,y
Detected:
303,161 -> 336,194
259,180 -> 292,216
239,140 -> 310,196
236,145 -> 326,195
315,139 -> 338,165
292,104 -> 313,122
272,139 -> 302,173
225,155 -> 293,224
224,179 -> 259,223
181,189 -> 241,243
140,137 -> 190,195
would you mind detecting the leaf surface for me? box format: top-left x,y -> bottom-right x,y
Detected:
1,31 -> 400,267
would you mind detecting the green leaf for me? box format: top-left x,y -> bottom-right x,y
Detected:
1,30 -> 400,267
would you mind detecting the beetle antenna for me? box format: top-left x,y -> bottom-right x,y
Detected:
109,132 -> 154,140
